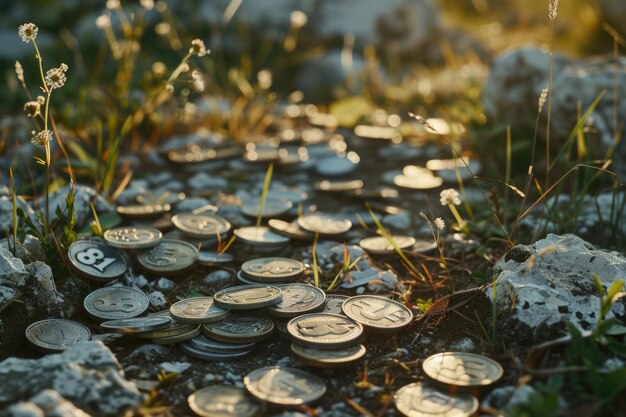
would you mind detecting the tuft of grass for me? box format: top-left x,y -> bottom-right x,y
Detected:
9,168 -> 17,256
312,232 -> 320,288
256,162 -> 274,227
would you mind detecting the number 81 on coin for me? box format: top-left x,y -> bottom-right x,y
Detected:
68,240 -> 128,281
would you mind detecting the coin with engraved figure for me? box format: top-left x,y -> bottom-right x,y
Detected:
241,258 -> 305,282
290,343 -> 366,368
342,295 -> 413,333
394,382 -> 479,417
100,316 -> 172,333
202,315 -> 274,343
170,297 -> 230,324
244,366 -> 326,406
214,285 -> 283,310
266,284 -> 325,318
104,227 -> 162,249
83,286 -> 149,320
25,319 -> 91,351
287,313 -> 363,348
68,240 -> 128,281
322,294 -> 349,315
172,212 -> 232,239
297,213 -> 352,236
359,235 -> 417,255
137,239 -> 198,274
422,352 -> 504,388
188,385 -> 263,417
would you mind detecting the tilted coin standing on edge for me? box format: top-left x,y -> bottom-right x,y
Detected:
297,212 -> 352,236
287,313 -> 363,349
394,382 -> 479,417
67,240 -> 128,281
170,297 -> 230,324
172,212 -> 231,239
422,352 -> 504,388
188,385 -> 263,417
137,239 -> 199,275
241,257 -> 305,283
341,295 -> 413,333
266,284 -> 326,318
243,366 -> 326,406
290,343 -> 366,368
25,319 -> 91,351
359,235 -> 417,255
83,286 -> 149,320
213,285 -> 283,310
202,315 -> 275,343
322,294 -> 349,315
103,226 -> 163,250
100,316 -> 172,334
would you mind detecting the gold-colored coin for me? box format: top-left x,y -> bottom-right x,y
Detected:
422,352 -> 504,388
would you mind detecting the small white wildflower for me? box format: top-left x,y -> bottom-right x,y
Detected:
165,83 -> 175,93
19,23 -> 38,43
36,95 -> 45,105
549,0 -> 558,21
434,218 -> 445,230
15,61 -> 24,83
24,101 -> 42,118
290,10 -> 308,28
193,78 -> 205,92
191,69 -> 202,80
30,130 -> 53,147
140,0 -> 155,10
96,14 -> 111,29
44,64 -> 68,90
538,88 -> 548,112
440,189 -> 461,206
189,39 -> 208,57
106,0 -> 120,10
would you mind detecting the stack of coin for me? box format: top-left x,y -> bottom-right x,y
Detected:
135,310 -> 200,345
180,335 -> 258,362
234,226 -> 290,254
237,258 -> 305,285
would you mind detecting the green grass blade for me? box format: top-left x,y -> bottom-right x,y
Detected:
256,162 -> 274,227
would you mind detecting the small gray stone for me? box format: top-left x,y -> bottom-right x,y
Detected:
155,277 -> 175,291
0,235 -> 46,263
8,389 -> 92,417
147,291 -> 167,308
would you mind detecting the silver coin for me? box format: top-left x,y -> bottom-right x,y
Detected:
297,213 -> 352,235
234,226 -> 290,246
172,212 -> 232,239
394,382 -> 479,417
342,295 -> 413,333
104,226 -> 162,249
117,203 -> 171,218
68,240 -> 128,281
214,285 -> 283,310
422,352 -> 504,388
241,258 -> 305,282
267,219 -> 312,240
198,251 -> 234,266
411,240 -> 438,253
152,326 -> 201,344
236,270 -> 266,285
170,297 -> 230,324
202,315 -> 275,343
359,235 -> 417,255
188,385 -> 262,417
290,343 -> 366,368
287,313 -> 363,349
100,316 -> 172,333
137,239 -> 199,274
84,286 -> 149,320
241,198 -> 293,219
136,312 -> 197,339
180,342 -> 255,362
267,284 -> 326,318
244,366 -> 326,406
322,294 -> 349,315
25,319 -> 91,351
188,335 -> 256,353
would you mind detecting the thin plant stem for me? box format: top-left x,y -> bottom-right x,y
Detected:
546,19 -> 555,187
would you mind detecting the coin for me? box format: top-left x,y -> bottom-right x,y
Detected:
394,382 -> 479,417
104,226 -> 162,249
411,240 -> 438,253
198,251 -> 234,266
287,313 -> 363,349
290,343 -> 366,368
322,294 -> 349,315
241,258 -> 305,283
202,315 -> 274,343
234,226 -> 290,247
188,385 -> 262,417
188,335 -> 256,353
100,316 -> 173,333
267,219 -> 312,240
180,342 -> 255,362
314,180 -> 364,193
359,235 -> 417,255
84,286 -> 149,320
241,198 -> 293,219
152,325 -> 200,345
25,319 -> 91,351
393,172 -> 443,190
67,240 -> 128,281
297,213 -> 352,236
244,367 -> 326,406
172,212 -> 232,239
342,295 -> 413,333
422,352 -> 504,388
117,203 -> 171,218
137,239 -> 199,274
267,284 -> 326,318
170,297 -> 230,324
236,270 -> 268,285
214,285 -> 283,310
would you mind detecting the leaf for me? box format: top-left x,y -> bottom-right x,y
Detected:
606,338 -> 626,357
